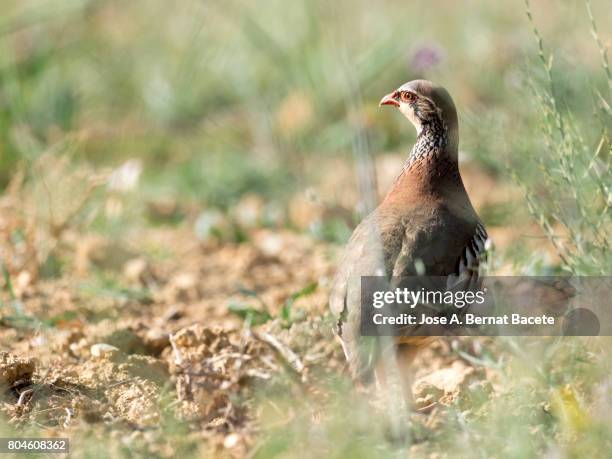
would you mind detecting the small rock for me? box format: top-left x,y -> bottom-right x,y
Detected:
162,306 -> 183,322
14,270 -> 33,298
123,258 -> 149,284
143,329 -> 170,356
172,272 -> 197,290
224,433 -> 240,449
254,232 -> 284,257
233,194 -> 264,228
164,272 -> 199,302
90,343 -> 120,360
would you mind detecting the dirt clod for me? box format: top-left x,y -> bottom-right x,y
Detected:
413,360 -> 479,407
0,352 -> 36,394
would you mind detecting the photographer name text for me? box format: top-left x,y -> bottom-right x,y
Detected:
372,312 -> 556,326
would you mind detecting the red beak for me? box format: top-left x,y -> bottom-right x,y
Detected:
379,91 -> 399,107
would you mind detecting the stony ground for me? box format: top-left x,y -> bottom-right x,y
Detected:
0,159 -> 569,457
0,219 -> 504,457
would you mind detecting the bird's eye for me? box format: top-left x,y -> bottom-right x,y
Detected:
400,91 -> 416,103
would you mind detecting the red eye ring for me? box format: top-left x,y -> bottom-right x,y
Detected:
400,91 -> 415,103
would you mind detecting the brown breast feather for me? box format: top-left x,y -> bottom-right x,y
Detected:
329,157 -> 487,365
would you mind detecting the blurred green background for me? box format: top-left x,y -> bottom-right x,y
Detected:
1,0 -> 609,208
2,0 -> 610,279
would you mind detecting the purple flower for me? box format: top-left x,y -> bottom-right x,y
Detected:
410,44 -> 445,73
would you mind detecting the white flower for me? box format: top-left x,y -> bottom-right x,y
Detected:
108,159 -> 142,192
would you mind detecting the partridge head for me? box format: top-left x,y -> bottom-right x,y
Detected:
379,80 -> 458,147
